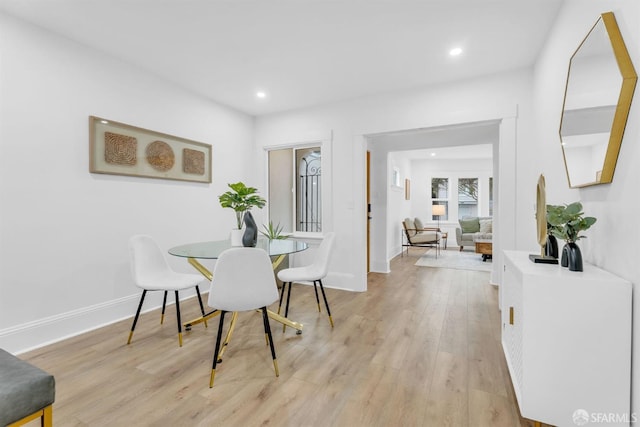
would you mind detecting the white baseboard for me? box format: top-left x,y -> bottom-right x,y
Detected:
1,272 -> 360,355
285,272 -> 363,292
370,259 -> 390,273
0,291 -> 185,355
324,272 -> 353,291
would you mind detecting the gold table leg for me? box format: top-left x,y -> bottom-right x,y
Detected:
182,256 -> 303,334
216,311 -> 238,362
188,257 -> 212,281
267,310 -> 303,333
183,258 -> 215,330
271,254 -> 286,270
184,309 -> 220,330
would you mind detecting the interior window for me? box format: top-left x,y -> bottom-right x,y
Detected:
431,178 -> 449,221
458,177 -> 478,218
268,146 -> 322,233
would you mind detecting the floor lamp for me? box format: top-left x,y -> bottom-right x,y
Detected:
432,204 -> 446,231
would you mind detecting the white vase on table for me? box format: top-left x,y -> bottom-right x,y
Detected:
230,228 -> 244,246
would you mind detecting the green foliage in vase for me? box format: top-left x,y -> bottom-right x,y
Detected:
259,221 -> 288,240
547,202 -> 597,243
218,182 -> 266,229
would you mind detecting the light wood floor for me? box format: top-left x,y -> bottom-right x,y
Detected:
20,248 -> 545,426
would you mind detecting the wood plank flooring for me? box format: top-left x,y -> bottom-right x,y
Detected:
19,248 -> 546,426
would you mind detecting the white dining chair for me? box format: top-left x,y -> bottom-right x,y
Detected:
207,247 -> 280,388
277,232 -> 335,330
127,235 -> 207,347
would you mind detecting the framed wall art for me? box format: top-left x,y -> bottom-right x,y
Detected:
89,116 -> 212,183
405,179 -> 411,200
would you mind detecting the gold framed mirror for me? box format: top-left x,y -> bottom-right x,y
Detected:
559,12 -> 637,188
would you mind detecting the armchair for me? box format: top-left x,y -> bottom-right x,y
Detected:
401,218 -> 440,258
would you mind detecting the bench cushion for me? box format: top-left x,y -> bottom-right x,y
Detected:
0,349 -> 55,426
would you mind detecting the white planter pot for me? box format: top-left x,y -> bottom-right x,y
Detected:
230,229 -> 244,246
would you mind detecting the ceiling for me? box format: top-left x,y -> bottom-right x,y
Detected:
0,0 -> 564,117
368,120 -> 499,158
401,143 -> 493,160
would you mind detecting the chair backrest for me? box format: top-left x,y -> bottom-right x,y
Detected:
129,235 -> 172,289
208,247 -> 279,312
310,232 -> 335,277
402,220 -> 415,242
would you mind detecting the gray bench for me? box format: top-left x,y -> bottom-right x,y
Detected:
0,348 -> 55,426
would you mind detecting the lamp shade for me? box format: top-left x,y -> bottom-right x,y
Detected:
432,204 -> 446,216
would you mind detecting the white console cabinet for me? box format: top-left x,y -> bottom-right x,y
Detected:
501,250 -> 632,426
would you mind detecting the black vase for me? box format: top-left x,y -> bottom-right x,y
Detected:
545,234 -> 559,259
561,244 -> 569,267
566,242 -> 583,272
242,211 -> 258,247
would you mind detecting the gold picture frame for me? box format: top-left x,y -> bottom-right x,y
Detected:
89,116 -> 212,183
405,179 -> 410,200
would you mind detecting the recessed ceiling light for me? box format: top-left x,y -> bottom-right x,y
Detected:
256,91 -> 267,99
449,47 -> 463,57
430,152 -> 436,157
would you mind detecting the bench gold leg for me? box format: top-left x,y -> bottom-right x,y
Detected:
7,404 -> 53,427
43,405 -> 53,427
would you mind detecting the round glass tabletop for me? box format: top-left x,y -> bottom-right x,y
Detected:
168,238 -> 308,259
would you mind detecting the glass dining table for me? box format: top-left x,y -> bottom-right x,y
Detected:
168,238 -> 308,335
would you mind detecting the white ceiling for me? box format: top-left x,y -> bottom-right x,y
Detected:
402,144 -> 493,160
0,0 -> 564,117
368,120 -> 498,158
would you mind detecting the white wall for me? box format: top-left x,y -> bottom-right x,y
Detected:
387,152 -> 412,266
533,0 -> 640,418
0,13 -> 255,353
256,69 -> 532,288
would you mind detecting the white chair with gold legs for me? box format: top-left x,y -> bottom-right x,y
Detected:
207,247 -> 280,388
127,235 -> 208,347
277,232 -> 335,330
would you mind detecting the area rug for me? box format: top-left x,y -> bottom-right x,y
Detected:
415,249 -> 492,272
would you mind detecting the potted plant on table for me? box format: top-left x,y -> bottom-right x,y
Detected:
218,182 -> 266,246
547,202 -> 597,271
260,221 -> 287,240
259,220 -> 289,287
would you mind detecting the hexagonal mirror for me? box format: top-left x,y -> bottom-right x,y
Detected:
559,12 -> 637,188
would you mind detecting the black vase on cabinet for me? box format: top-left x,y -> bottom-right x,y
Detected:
545,234 -> 559,259
561,242 -> 583,271
561,244 -> 569,267
566,242 -> 583,272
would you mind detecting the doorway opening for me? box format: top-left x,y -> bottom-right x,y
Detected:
365,120 -> 501,277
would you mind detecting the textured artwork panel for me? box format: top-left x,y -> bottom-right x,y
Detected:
90,116 -> 211,183
104,132 -> 137,165
146,140 -> 175,172
183,148 -> 205,175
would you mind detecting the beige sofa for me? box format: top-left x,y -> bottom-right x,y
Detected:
455,216 -> 492,251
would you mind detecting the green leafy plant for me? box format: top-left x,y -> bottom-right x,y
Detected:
260,221 -> 287,240
218,182 -> 266,229
547,202 -> 597,243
